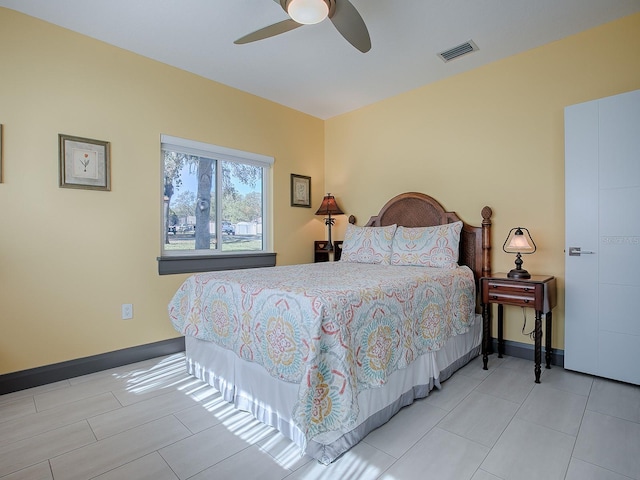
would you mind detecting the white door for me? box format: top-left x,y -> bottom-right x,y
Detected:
564,89 -> 640,385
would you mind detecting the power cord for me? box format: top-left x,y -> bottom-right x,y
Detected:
521,307 -> 537,341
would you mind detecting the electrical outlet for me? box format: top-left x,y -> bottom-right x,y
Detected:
122,303 -> 133,320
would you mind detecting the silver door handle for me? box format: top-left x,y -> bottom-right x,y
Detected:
569,247 -> 596,256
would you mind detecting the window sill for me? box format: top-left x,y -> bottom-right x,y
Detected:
158,252 -> 276,275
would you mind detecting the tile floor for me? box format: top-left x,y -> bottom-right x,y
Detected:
1,353 -> 639,480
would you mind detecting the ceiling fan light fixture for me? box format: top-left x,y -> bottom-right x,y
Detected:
287,0 -> 329,25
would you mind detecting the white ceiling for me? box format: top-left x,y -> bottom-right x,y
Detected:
2,0 -> 639,119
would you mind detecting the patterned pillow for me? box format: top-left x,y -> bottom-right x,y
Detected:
340,223 -> 397,265
391,221 -> 463,268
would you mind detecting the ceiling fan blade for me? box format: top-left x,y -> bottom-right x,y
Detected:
234,19 -> 302,45
330,0 -> 371,53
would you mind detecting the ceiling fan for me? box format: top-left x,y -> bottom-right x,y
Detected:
234,0 -> 371,53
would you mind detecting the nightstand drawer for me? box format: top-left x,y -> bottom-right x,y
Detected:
483,280 -> 539,307
484,290 -> 536,307
486,280 -> 536,295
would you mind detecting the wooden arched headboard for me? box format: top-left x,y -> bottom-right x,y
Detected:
349,192 -> 492,282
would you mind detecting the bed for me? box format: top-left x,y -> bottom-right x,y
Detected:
169,192 -> 493,464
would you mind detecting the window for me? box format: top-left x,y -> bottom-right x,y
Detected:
158,135 -> 275,275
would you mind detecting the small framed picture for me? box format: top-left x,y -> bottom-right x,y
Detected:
59,134 -> 111,191
291,174 -> 311,208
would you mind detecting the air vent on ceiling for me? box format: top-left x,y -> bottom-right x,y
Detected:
437,40 -> 479,62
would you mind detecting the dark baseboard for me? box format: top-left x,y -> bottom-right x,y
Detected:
0,337 -> 185,395
1,336 -> 562,396
490,338 -> 564,367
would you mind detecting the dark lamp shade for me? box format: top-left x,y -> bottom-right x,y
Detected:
315,194 -> 344,216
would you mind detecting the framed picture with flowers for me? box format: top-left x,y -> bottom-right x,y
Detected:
59,134 -> 111,191
290,173 -> 311,207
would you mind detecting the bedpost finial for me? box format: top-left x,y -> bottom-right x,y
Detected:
481,206 -> 492,222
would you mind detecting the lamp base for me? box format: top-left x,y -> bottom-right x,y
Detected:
507,268 -> 531,279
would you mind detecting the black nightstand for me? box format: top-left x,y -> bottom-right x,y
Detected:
480,273 -> 557,383
314,241 -> 343,262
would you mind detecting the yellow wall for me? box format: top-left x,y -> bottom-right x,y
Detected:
0,8 -> 325,374
1,8 -> 639,375
325,13 -> 640,350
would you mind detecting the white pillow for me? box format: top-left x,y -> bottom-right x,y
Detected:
340,224 -> 397,265
391,221 -> 463,268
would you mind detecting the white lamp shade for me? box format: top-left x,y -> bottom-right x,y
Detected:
288,0 -> 329,25
508,233 -> 532,250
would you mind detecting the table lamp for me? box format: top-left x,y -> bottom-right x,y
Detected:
315,193 -> 343,251
503,227 -> 536,278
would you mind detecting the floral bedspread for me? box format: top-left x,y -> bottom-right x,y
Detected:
168,262 -> 475,447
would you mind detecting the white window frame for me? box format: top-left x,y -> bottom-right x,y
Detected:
158,135 -> 275,275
